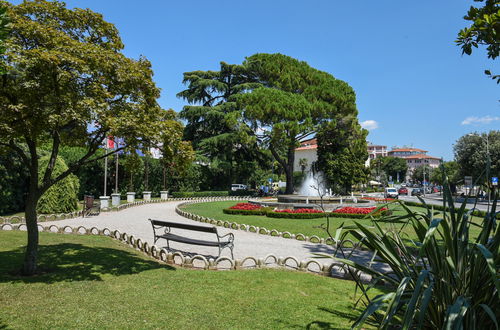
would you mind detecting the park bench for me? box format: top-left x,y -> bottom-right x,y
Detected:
82,195 -> 100,217
149,219 -> 234,258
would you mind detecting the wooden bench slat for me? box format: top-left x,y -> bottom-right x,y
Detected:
158,233 -> 226,247
149,219 -> 234,258
150,219 -> 217,234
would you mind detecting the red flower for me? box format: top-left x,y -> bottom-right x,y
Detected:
333,206 -> 387,215
361,197 -> 395,202
275,208 -> 324,214
229,203 -> 262,210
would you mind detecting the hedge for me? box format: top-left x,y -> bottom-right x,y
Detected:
37,156 -> 80,214
222,207 -> 272,216
266,211 -> 327,219
402,200 -> 500,219
171,191 -> 229,198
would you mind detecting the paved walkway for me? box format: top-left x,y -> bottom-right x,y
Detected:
43,200 -> 388,274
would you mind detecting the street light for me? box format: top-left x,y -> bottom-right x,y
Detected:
468,133 -> 491,212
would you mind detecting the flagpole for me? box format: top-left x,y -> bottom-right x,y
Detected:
104,137 -> 108,196
115,151 -> 119,193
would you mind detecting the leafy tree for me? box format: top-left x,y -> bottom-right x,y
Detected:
158,109 -> 195,191
411,165 -> 434,184
454,131 -> 500,185
316,116 -> 369,194
430,160 -> 460,186
0,3 -> 9,73
177,63 -> 263,189
0,1 -> 165,275
123,150 -> 142,192
456,0 -> 500,83
238,53 -> 359,194
370,156 -> 407,183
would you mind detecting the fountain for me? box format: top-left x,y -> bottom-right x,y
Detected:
252,171 -> 372,211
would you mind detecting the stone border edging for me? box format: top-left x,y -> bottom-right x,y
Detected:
0,196 -> 253,225
0,222 -> 359,279
175,200 -> 360,249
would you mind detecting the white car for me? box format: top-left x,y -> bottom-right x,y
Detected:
384,188 -> 398,199
231,184 -> 247,191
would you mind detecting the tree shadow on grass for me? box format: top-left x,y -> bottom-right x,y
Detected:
0,243 -> 175,284
304,307 -> 366,329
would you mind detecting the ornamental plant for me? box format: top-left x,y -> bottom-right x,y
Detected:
333,206 -> 387,215
322,170 -> 500,328
275,208 -> 324,214
229,203 -> 262,211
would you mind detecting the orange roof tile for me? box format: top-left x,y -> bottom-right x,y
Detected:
405,154 -> 441,160
389,148 -> 427,152
295,144 -> 318,151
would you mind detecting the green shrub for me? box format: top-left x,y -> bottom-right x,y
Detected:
223,207 -> 271,216
37,156 -> 80,214
229,190 -> 254,196
171,191 -> 229,198
266,211 -> 327,219
0,148 -> 29,214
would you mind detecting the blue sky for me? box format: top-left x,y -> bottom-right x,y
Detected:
13,0 -> 499,160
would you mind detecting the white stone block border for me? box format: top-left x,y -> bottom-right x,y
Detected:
0,222 -> 358,279
0,196 -> 252,225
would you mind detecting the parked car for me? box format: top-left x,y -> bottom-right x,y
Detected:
411,188 -> 424,196
398,187 -> 408,195
384,187 -> 398,199
231,184 -> 247,191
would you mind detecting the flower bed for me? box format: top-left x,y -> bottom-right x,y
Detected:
275,208 -> 324,214
223,203 -> 270,215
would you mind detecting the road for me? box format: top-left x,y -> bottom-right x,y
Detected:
371,190 -> 498,212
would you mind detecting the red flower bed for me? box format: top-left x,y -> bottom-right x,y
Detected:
275,208 -> 324,214
333,206 -> 387,215
229,203 -> 262,211
361,197 -> 395,202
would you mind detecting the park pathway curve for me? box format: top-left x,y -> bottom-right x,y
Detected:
43,200 -> 388,275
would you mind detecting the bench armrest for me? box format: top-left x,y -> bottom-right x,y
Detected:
218,232 -> 234,243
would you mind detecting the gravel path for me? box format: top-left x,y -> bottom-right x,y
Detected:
43,200 -> 388,273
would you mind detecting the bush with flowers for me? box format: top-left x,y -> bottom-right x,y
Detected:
267,208 -> 327,219
223,203 -> 270,215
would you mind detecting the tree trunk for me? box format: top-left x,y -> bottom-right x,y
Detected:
22,185 -> 40,275
285,145 -> 295,194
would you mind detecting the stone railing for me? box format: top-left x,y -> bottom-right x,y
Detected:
175,200 -> 360,249
0,222 -> 362,279
0,196 -> 252,225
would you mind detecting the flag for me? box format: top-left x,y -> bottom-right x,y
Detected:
107,136 -> 115,149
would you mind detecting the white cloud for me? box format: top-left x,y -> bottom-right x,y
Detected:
361,120 -> 379,130
461,115 -> 500,125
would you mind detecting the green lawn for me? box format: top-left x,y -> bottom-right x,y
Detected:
0,231 -> 380,329
180,201 -> 484,242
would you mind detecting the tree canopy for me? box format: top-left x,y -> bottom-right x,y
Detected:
370,156 -> 408,183
316,116 -> 369,193
0,0 -> 167,275
177,62 -> 265,189
0,3 -> 9,73
238,53 -> 359,194
456,0 -> 500,82
454,131 -> 500,184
